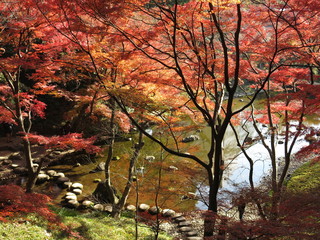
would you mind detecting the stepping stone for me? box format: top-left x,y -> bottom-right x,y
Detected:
3,160 -> 12,165
126,205 -> 136,212
10,164 -> 19,168
93,204 -> 104,211
65,192 -> 77,196
9,154 -> 22,160
14,167 -> 28,175
148,206 -> 162,215
104,205 -> 113,213
57,177 -> 70,184
171,214 -> 183,219
66,199 -> 79,208
173,216 -> 186,223
53,172 -> 65,179
36,173 -> 50,183
82,200 -> 94,208
62,181 -> 72,189
46,170 -> 57,177
72,188 -> 82,195
186,231 -> 198,237
71,182 -> 83,190
138,203 -> 150,212
179,226 -> 193,232
186,237 -> 202,240
162,209 -> 176,218
64,195 -> 77,201
178,221 -> 192,227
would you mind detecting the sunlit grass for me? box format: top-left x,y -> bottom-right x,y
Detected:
0,208 -> 173,240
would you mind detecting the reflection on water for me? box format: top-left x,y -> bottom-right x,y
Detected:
44,118 -> 319,212
196,121 -> 320,209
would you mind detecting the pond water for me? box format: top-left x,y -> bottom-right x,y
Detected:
196,121 -> 319,209
43,116 -> 319,213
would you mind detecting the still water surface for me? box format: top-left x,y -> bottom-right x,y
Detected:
47,117 -> 319,212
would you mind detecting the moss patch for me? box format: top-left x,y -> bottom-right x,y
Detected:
0,209 -> 173,240
287,161 -> 320,192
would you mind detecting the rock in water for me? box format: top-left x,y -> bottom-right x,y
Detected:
90,162 -> 105,173
182,135 -> 200,143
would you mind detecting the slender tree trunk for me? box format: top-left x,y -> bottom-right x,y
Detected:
93,99 -> 118,204
204,167 -> 218,237
112,131 -> 144,218
13,73 -> 37,193
24,137 -> 37,193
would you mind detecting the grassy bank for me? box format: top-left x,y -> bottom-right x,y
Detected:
0,209 -> 173,240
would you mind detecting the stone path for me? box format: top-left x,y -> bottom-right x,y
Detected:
171,214 -> 202,240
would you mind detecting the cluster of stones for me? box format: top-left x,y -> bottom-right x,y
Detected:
136,204 -> 200,239
36,169 -> 69,185
171,214 -> 202,240
61,182 -> 113,212
61,195 -> 201,238
61,182 -> 86,209
135,203 -> 175,217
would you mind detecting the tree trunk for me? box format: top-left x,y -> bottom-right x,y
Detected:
93,99 -> 118,204
204,135 -> 225,237
204,167 -> 219,237
22,136 -> 36,193
112,132 -> 144,218
93,181 -> 119,204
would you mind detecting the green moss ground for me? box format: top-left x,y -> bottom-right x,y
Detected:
286,161 -> 320,192
0,209 -> 172,240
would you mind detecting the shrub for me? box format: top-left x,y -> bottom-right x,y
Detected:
0,184 -> 56,222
